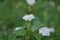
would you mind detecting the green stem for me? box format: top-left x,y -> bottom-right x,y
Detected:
26,21 -> 31,40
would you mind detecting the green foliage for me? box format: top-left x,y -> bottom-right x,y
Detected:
0,0 -> 60,40
14,28 -> 27,36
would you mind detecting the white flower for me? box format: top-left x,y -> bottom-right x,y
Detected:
26,0 -> 36,5
23,14 -> 35,21
39,27 -> 55,36
49,1 -> 55,6
39,27 -> 50,36
57,6 -> 60,11
15,27 -> 22,31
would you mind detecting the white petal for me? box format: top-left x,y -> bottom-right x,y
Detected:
15,27 -> 22,31
23,15 -> 28,19
23,15 -> 29,21
29,14 -> 35,19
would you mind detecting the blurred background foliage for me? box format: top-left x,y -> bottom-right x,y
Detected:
0,0 -> 60,40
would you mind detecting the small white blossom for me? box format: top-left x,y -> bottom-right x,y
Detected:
26,0 -> 36,5
39,27 -> 55,36
39,27 -> 50,36
15,27 -> 22,31
57,6 -> 60,11
49,1 -> 55,6
23,14 -> 35,21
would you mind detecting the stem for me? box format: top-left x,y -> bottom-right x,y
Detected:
26,21 -> 31,40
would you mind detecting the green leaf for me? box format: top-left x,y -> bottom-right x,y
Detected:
42,37 -> 54,40
31,17 -> 44,32
8,33 -> 16,40
13,29 -> 27,36
33,33 -> 41,40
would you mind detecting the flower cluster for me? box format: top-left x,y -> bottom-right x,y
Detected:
23,14 -> 35,21
14,0 -> 55,37
39,27 -> 55,36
